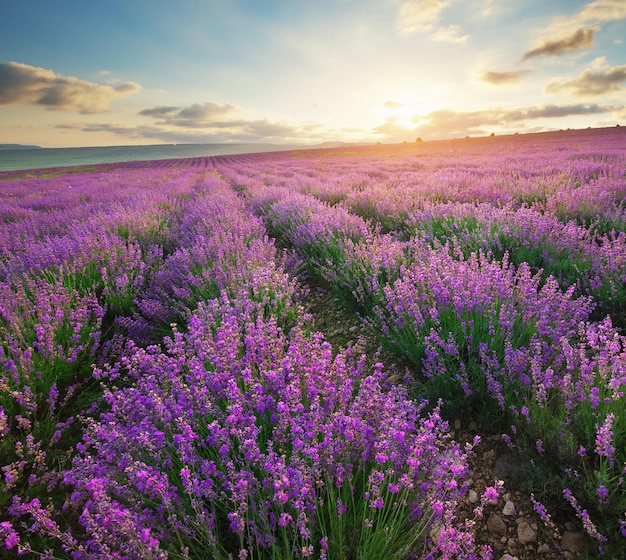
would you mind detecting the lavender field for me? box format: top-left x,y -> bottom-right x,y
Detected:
1,127 -> 625,559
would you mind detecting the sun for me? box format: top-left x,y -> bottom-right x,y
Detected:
382,97 -> 438,128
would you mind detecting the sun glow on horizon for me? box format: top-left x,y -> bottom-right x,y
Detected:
381,97 -> 441,129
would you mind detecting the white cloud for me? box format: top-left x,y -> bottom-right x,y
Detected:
479,0 -> 496,17
399,0 -> 451,31
398,0 -> 468,42
432,24 -> 470,43
538,0 -> 626,39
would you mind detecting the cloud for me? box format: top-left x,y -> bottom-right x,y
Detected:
0,61 -> 141,113
431,24 -> 469,43
137,101 -> 329,141
139,101 -> 239,127
399,0 -> 450,27
480,70 -> 528,85
398,0 -> 469,42
138,105 -> 181,117
522,28 -> 595,60
546,64 -> 626,96
74,103 -> 329,144
245,119 -> 319,138
512,103 -> 617,119
373,102 -> 620,140
479,0 -> 497,17
384,100 -> 405,109
551,0 -> 626,31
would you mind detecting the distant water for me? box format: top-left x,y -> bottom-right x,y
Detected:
0,143 -> 298,172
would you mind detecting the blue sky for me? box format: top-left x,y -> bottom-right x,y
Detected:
1,0 -> 624,147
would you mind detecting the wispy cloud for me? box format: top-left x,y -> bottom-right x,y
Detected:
398,0 -> 469,42
546,63 -> 626,96
139,102 -> 238,127
86,119 -> 323,143
384,100 -> 405,109
431,24 -> 469,43
374,102 -> 620,140
72,100 -> 330,144
399,0 -> 450,28
480,70 -> 528,85
522,28 -> 595,60
0,61 -> 141,113
478,0 -> 497,18
548,0 -> 626,33
135,100 -> 329,141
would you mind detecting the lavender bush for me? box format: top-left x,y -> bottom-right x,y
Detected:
49,293 -> 478,559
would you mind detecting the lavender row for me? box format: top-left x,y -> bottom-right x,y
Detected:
396,202 -> 626,322
51,296 -> 480,558
250,187 -> 626,555
0,167 -> 214,549
0,168 -> 202,517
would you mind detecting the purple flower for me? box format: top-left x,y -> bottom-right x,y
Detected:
0,522 -> 19,550
597,485 -> 610,504
595,413 -> 616,466
481,485 -> 500,506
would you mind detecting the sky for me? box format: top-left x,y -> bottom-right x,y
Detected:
0,0 -> 625,148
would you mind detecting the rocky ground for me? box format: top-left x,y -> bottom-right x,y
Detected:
304,284 -> 589,560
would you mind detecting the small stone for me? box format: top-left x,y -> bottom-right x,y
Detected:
517,522 -> 537,544
561,531 -> 585,553
564,522 -> 577,532
429,522 -> 442,542
454,419 -> 462,430
468,489 -> 478,504
493,453 -> 521,479
502,500 -> 516,516
537,543 -> 551,554
487,513 -> 508,537
348,325 -> 358,333
500,554 -> 518,560
500,536 -> 508,544
469,421 -> 478,431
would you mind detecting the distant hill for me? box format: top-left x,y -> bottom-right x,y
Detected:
0,144 -> 42,151
309,141 -> 368,149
